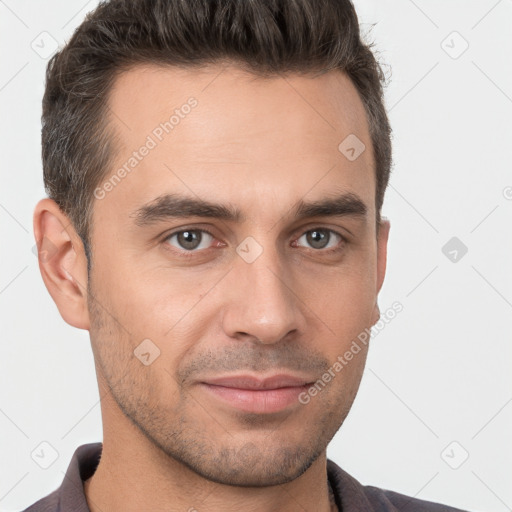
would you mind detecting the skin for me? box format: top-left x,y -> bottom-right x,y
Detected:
34,63 -> 390,512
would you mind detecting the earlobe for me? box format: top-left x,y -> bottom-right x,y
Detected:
371,301 -> 380,327
33,198 -> 90,330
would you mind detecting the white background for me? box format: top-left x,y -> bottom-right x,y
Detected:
1,1 -> 511,511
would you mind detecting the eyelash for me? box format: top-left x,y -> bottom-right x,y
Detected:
162,227 -> 348,258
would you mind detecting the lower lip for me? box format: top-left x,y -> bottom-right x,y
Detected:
199,383 -> 309,414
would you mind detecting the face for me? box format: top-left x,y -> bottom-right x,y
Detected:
85,64 -> 389,486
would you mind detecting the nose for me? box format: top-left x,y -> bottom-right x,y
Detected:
221,247 -> 306,345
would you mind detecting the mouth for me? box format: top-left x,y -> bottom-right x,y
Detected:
198,374 -> 314,414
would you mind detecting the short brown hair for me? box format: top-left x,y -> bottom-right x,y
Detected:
42,0 -> 392,266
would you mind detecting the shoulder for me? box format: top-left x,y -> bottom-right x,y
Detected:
327,459 -> 470,512
364,485 -> 469,512
19,443 -> 102,512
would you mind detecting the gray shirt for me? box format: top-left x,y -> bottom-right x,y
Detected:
22,443 -> 469,511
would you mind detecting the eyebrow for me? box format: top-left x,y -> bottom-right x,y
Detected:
132,192 -> 368,226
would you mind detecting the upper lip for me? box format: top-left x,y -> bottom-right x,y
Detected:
201,374 -> 313,390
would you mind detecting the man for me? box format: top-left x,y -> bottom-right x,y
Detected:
27,0 -> 470,510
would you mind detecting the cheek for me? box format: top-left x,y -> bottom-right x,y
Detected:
295,260 -> 377,341
99,255 -> 178,327
97,261 -> 220,369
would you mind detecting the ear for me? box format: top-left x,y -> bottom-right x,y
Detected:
371,218 -> 390,326
33,198 -> 90,330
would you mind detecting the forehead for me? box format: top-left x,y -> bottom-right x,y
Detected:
97,63 -> 375,225
107,63 -> 371,151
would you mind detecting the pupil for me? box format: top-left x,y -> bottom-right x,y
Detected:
178,230 -> 201,250
307,229 -> 329,249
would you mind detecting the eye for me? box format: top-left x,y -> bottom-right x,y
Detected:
164,229 -> 214,251
295,228 -> 344,251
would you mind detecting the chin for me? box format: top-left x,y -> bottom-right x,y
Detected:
172,443 -> 322,487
